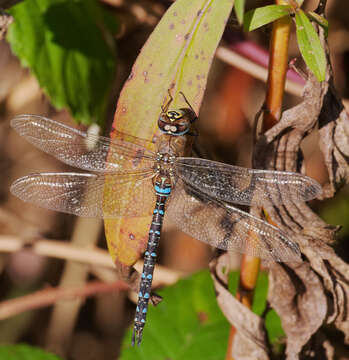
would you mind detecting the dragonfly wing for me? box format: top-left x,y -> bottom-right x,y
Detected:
165,180 -> 301,262
10,171 -> 155,218
11,115 -> 156,172
175,157 -> 322,206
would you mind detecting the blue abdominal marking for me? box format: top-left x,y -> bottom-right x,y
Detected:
154,185 -> 171,194
153,209 -> 164,215
132,175 -> 173,346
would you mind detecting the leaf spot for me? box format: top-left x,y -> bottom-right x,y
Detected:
197,311 -> 208,324
175,34 -> 183,42
143,71 -> 149,82
169,23 -> 175,30
129,233 -> 135,240
184,33 -> 190,40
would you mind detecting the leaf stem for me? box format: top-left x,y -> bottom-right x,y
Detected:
263,0 -> 291,131
226,1 -> 291,357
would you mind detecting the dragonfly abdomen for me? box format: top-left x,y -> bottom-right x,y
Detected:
132,175 -> 172,346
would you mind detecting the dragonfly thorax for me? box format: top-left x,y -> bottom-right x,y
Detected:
154,152 -> 176,178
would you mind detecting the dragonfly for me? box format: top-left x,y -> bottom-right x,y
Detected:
10,93 -> 322,345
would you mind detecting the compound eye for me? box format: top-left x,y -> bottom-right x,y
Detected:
170,126 -> 177,132
164,125 -> 171,131
167,110 -> 182,120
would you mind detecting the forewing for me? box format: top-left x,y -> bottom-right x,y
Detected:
11,115 -> 155,172
10,171 -> 155,218
175,158 -> 322,206
165,180 -> 302,262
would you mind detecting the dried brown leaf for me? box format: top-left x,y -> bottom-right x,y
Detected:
252,22 -> 349,359
210,14 -> 349,359
210,254 -> 269,360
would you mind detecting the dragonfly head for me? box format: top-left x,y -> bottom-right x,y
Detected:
158,108 -> 196,136
158,91 -> 197,136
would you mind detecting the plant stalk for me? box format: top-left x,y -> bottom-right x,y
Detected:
226,1 -> 292,358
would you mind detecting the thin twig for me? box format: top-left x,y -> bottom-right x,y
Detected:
0,280 -> 129,320
0,235 -> 184,285
45,218 -> 102,353
215,47 -> 303,97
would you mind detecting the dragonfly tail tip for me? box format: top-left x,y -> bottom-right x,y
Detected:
131,327 -> 143,346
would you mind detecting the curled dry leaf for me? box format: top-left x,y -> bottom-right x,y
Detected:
267,258 -> 327,359
211,13 -> 349,360
210,254 -> 269,360
254,22 -> 349,359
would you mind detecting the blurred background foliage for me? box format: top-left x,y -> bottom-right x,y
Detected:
0,0 -> 348,359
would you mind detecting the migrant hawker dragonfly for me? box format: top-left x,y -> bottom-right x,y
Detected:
10,94 -> 321,345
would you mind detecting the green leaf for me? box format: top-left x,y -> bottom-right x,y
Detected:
252,274 -> 285,352
295,9 -> 326,81
244,5 -> 291,32
234,0 -> 245,25
228,270 -> 240,295
265,310 -> 285,345
7,0 -> 118,125
308,11 -> 329,37
320,190 -> 349,237
251,272 -> 268,316
0,344 -> 63,360
120,271 -> 229,359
